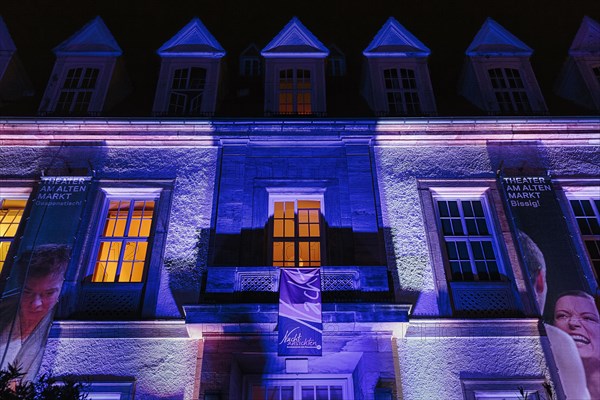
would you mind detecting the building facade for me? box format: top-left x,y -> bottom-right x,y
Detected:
0,11 -> 599,400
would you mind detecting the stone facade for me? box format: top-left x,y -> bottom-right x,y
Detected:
1,118 -> 598,399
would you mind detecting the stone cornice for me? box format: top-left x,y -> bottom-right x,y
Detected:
0,118 -> 598,147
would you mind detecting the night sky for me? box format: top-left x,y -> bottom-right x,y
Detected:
1,0 -> 599,116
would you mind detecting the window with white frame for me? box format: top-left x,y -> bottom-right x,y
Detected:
168,67 -> 207,115
56,67 -> 100,114
565,187 -> 600,281
432,188 -> 503,282
383,68 -> 421,115
91,189 -> 160,283
245,375 -> 352,400
278,68 -> 312,114
0,189 -> 30,274
487,68 -> 531,114
269,193 -> 323,267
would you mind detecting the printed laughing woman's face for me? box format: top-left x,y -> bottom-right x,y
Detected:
553,293 -> 600,361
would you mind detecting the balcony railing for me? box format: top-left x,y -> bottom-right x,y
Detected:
205,266 -> 391,302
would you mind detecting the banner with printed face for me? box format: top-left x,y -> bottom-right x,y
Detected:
0,176 -> 91,381
278,268 -> 323,356
500,174 -> 599,399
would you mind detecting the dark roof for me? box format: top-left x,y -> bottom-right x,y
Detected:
0,0 -> 599,117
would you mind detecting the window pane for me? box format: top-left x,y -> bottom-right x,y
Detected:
274,201 -> 284,218
302,387 -> 315,400
285,220 -> 295,237
284,243 -> 295,266
0,241 -> 11,273
330,386 -> 343,400
316,386 -> 328,400
284,202 -> 294,218
310,242 -> 321,266
274,220 -> 284,237
92,241 -> 121,282
299,224 -> 309,237
128,200 -> 154,237
281,386 -> 293,400
118,241 -> 147,282
273,242 -> 284,266
310,223 -> 320,237
299,209 -> 308,223
438,201 -> 449,217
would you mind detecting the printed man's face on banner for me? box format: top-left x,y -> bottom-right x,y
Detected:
20,274 -> 63,322
554,295 -> 600,360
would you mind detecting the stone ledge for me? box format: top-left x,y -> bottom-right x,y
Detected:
404,318 -> 542,338
49,320 -> 189,339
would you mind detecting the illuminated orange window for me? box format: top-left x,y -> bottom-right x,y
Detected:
0,199 -> 27,273
278,69 -> 312,115
272,199 -> 322,267
92,199 -> 154,283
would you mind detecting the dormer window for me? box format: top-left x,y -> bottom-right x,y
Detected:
261,17 -> 329,116
0,17 -> 33,107
327,44 -> 346,77
555,17 -> 600,111
153,18 -> 225,116
329,58 -> 345,77
487,68 -> 531,114
39,17 -> 124,116
459,18 -> 547,115
56,67 -> 99,114
383,67 -> 420,115
240,44 -> 261,78
167,67 -> 206,115
361,17 -> 436,116
279,68 -> 311,114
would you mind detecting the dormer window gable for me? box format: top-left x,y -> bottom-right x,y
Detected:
459,18 -> 547,115
0,16 -> 33,106
39,16 -> 122,116
0,17 -> 17,83
555,16 -> 600,111
261,17 -> 329,116
153,17 -> 225,116
361,17 -> 436,116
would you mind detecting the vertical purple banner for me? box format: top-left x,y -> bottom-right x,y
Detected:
0,176 -> 91,381
278,268 -> 322,356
